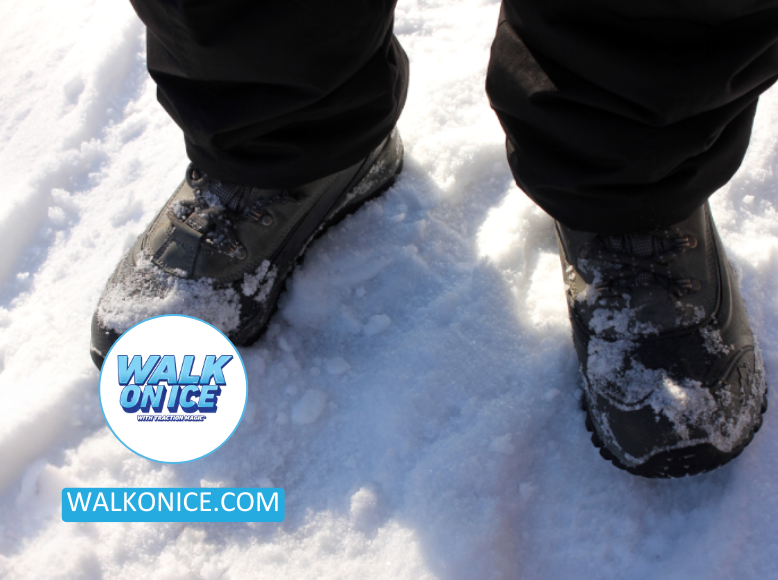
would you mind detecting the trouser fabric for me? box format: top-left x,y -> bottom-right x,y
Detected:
487,1 -> 778,232
130,0 -> 778,233
129,0 -> 408,190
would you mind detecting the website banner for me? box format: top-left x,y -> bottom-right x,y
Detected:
62,488 -> 285,523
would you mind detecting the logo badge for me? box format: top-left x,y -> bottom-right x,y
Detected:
99,315 -> 248,463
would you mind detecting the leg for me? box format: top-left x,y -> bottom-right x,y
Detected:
486,0 -> 778,233
91,1 -> 407,366
486,1 -> 777,476
130,0 -> 408,188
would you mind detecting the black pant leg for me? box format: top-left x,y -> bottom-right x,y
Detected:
486,1 -> 778,233
129,0 -> 408,189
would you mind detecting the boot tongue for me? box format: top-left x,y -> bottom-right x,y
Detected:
601,232 -> 673,257
204,180 -> 251,212
600,233 -> 675,287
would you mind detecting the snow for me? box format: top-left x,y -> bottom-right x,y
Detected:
325,357 -> 352,376
96,252 -> 244,335
363,314 -> 392,337
1,0 -> 778,579
489,434 -> 516,456
291,390 -> 328,425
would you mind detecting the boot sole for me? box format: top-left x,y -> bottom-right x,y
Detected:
580,388 -> 768,478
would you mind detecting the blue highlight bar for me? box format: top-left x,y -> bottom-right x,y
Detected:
62,487 -> 285,522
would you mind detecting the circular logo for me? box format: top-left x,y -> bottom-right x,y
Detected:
99,315 -> 247,463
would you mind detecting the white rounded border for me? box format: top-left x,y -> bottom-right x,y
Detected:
98,315 -> 248,463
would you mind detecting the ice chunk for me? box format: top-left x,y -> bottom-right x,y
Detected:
291,390 -> 327,425
326,357 -> 351,375
363,314 -> 392,337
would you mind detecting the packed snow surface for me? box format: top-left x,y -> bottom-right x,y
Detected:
1,1 -> 778,579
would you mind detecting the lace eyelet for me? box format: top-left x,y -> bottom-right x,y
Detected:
185,163 -> 210,190
675,235 -> 698,249
260,214 -> 274,226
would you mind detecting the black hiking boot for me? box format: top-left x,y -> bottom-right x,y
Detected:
90,129 -> 403,369
555,202 -> 767,478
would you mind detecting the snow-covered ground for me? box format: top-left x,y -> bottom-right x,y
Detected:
1,0 -> 778,578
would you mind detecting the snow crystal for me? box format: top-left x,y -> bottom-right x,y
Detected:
96,253 -> 243,334
363,314 -> 392,337
518,482 -> 537,501
338,159 -> 387,210
700,326 -> 733,355
97,254 -> 279,335
489,433 -> 516,455
169,199 -> 189,220
278,336 -> 293,352
199,477 -> 234,488
585,337 -> 636,396
241,259 -> 275,301
291,390 -> 328,425
350,487 -> 384,533
200,187 -> 226,210
326,357 -> 351,375
587,306 -> 658,336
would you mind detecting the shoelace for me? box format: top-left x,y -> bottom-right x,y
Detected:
579,232 -> 701,297
170,164 -> 297,260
